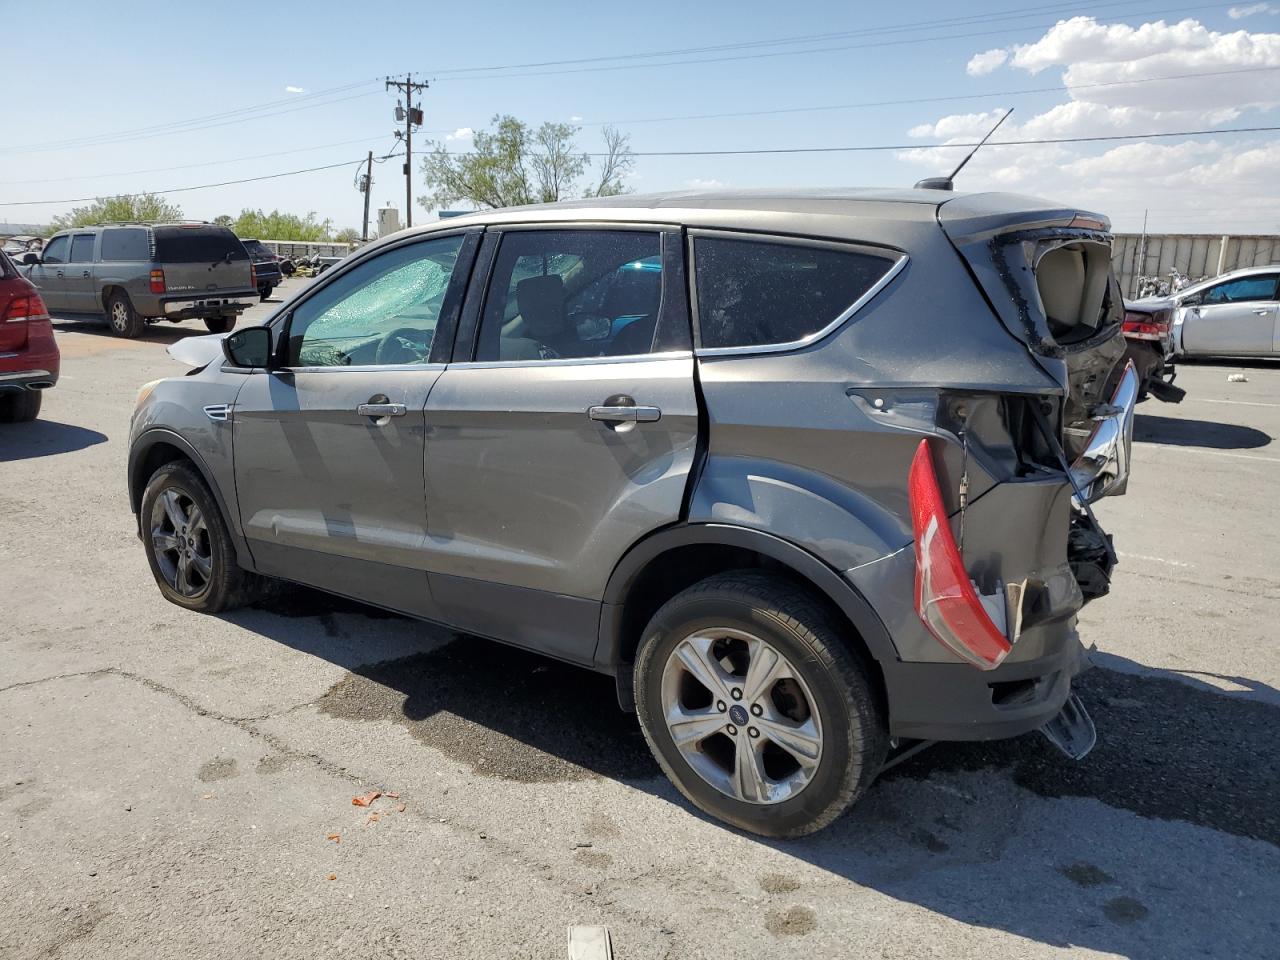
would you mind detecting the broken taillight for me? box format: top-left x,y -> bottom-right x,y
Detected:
908,439 -> 1013,670
1122,309 -> 1170,341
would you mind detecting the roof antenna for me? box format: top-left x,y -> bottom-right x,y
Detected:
915,107 -> 1013,191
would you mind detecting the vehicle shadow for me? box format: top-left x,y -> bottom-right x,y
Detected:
0,418 -> 108,461
1177,356 -> 1280,371
226,585 -> 1279,959
1133,413 -> 1271,450
51,319 -> 201,345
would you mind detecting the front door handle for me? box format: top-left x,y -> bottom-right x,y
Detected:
588,404 -> 661,423
357,402 -> 406,418
55,270 -> 64,278
1253,308 -> 1271,315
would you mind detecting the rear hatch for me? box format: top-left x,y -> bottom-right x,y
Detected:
241,239 -> 281,281
936,194 -> 1128,473
153,225 -> 253,295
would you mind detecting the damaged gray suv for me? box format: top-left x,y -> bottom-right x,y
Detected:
128,189 -> 1137,837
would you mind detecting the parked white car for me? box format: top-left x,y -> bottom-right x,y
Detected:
1132,266 -> 1279,358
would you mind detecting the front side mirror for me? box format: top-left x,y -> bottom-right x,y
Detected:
20,252 -> 39,265
223,326 -> 273,368
1179,293 -> 1201,307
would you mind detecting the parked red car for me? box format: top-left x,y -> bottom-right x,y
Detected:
0,250 -> 59,422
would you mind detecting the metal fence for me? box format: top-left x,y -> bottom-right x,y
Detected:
1112,233 -> 1280,298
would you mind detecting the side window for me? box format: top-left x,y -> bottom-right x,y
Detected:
100,228 -> 149,261
693,235 -> 898,350
1201,275 -> 1278,305
286,234 -> 465,367
475,230 -> 662,362
69,234 -> 96,263
42,235 -> 69,264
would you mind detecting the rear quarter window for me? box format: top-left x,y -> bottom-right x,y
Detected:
100,227 -> 150,261
692,234 -> 899,350
153,226 -> 248,263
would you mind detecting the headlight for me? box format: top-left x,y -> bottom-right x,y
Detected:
134,378 -> 165,411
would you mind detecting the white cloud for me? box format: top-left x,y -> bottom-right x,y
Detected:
685,178 -> 726,189
284,85 -> 305,94
903,16 -> 1280,230
1228,3 -> 1277,18
445,127 -> 473,141
569,115 -> 584,122
966,48 -> 1008,76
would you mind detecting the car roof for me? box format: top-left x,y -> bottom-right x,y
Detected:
403,188 -> 1101,241
1188,264 -> 1280,289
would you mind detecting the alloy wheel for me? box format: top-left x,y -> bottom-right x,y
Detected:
149,488 -> 213,597
110,301 -> 129,332
659,627 -> 823,805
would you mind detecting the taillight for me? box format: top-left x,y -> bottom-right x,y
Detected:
2,292 -> 49,322
150,269 -> 166,294
1122,310 -> 1169,341
908,439 -> 1013,670
250,262 -> 257,287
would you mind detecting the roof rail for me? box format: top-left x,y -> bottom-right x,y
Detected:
91,219 -> 212,226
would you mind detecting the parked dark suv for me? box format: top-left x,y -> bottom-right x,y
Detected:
239,238 -> 283,301
127,189 -> 1136,836
20,222 -> 257,338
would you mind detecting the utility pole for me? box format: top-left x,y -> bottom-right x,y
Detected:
385,73 -> 428,228
359,151 -> 373,242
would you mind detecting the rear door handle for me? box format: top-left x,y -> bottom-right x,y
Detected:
1252,308 -> 1271,315
82,270 -> 91,278
588,404 -> 661,422
357,402 -> 406,418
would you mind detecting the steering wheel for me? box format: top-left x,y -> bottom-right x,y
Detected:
375,327 -> 431,365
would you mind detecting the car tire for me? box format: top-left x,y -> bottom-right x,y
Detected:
106,291 -> 144,338
258,285 -> 271,302
633,570 -> 887,838
0,390 -> 42,422
140,461 -> 261,613
204,316 -> 236,334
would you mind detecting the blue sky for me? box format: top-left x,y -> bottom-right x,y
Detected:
4,0 -> 1279,233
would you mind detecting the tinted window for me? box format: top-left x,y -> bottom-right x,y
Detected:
287,234 -> 464,367
1202,274 -> 1278,305
476,230 -> 663,362
693,236 -> 896,349
100,227 -> 150,261
153,226 -> 247,263
69,234 -> 96,263
42,235 -> 69,264
241,239 -> 271,258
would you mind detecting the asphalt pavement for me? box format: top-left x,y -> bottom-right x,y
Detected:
2,282 -> 1277,959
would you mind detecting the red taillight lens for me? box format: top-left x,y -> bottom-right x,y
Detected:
250,262 -> 257,287
908,439 -> 1013,670
1122,310 -> 1168,340
2,292 -> 49,322
149,269 -> 166,294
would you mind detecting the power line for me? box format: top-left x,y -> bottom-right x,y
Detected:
426,2 -> 1241,81
573,65 -> 1280,129
5,124 -> 1276,209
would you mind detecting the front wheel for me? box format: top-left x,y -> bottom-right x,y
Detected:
204,315 -> 236,334
140,461 -> 257,612
634,571 -> 887,838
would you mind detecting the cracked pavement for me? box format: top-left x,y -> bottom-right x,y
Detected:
2,286 -> 1278,958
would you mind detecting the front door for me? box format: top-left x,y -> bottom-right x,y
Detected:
26,233 -> 71,312
231,230 -> 478,617
423,226 -> 698,663
1182,273 -> 1278,356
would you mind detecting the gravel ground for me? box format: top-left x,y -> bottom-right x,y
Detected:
2,283 -> 1278,959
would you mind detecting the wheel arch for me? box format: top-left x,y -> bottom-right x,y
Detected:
597,523 -> 895,713
128,429 -> 254,569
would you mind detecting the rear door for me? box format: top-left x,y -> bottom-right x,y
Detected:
64,232 -> 98,312
231,230 -> 478,617
1181,273 -> 1278,356
27,234 -> 71,311
423,225 -> 697,663
152,225 -> 253,296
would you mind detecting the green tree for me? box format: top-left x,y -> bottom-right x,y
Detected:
213,214 -> 234,228
333,227 -> 361,245
51,193 -> 183,230
231,208 -> 333,241
419,116 -> 634,212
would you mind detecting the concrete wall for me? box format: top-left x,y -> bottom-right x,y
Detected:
1113,233 -> 1280,297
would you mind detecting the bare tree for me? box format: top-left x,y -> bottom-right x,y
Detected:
590,125 -> 635,198
531,122 -> 588,203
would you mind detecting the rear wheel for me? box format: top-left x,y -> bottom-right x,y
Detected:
0,390 -> 42,422
258,284 -> 271,302
634,571 -> 887,837
204,315 -> 236,334
106,291 -> 144,338
141,461 -> 258,612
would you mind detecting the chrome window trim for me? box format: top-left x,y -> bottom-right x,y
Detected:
686,229 -> 908,358
447,350 -> 693,371
277,362 -> 448,374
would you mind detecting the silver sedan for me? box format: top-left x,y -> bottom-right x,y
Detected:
1133,266 -> 1280,358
